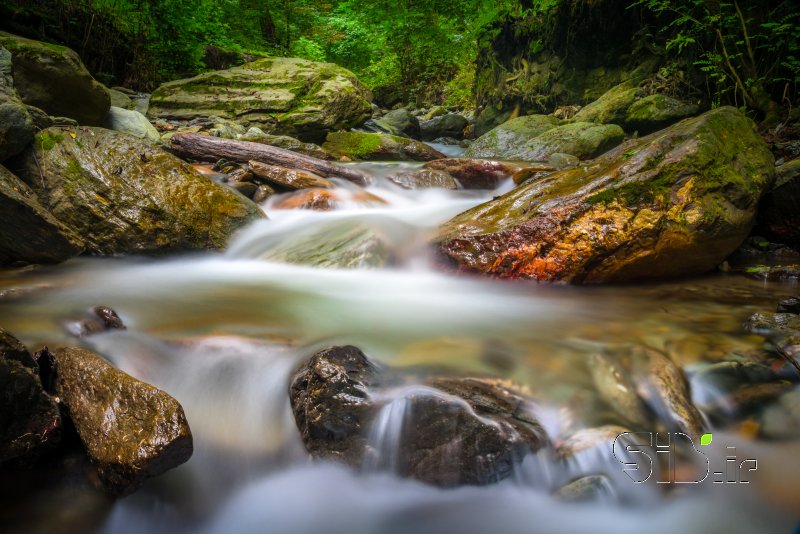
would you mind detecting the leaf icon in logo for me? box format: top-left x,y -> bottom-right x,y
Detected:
700,433 -> 713,446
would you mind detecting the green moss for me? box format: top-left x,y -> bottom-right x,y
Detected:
323,132 -> 384,159
585,174 -> 674,207
36,132 -> 64,151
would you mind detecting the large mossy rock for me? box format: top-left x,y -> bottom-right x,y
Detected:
52,347 -> 193,496
0,46 -> 34,162
573,82 -> 699,134
322,132 -> 444,161
17,127 -> 264,255
464,114 -> 560,159
0,32 -> 109,126
147,57 -> 373,143
0,330 -> 62,465
0,164 -> 83,265
419,114 -> 469,141
289,346 -> 548,486
479,122 -> 624,162
436,107 -> 774,283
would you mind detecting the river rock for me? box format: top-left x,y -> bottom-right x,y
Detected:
52,347 -> 193,496
16,127 -> 264,255
464,115 -> 561,159
387,169 -> 459,190
64,306 -> 126,338
0,164 -> 83,265
322,132 -> 445,161
106,106 -> 160,143
147,57 -> 372,143
436,107 -> 774,282
262,223 -> 392,269
0,46 -> 34,162
271,188 -> 386,211
515,122 -> 625,161
554,475 -> 613,502
758,159 -> 800,247
107,88 -> 134,109
420,113 -> 469,141
0,329 -> 62,464
289,345 -> 549,487
423,159 -> 520,189
249,161 -> 334,190
238,128 -> 331,160
0,32 -> 109,125
377,108 -> 421,138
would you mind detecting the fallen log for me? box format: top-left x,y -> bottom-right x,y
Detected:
171,133 -> 372,186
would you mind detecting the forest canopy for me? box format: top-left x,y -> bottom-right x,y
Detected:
0,0 -> 797,117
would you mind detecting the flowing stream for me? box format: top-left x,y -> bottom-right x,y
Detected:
0,159 -> 798,533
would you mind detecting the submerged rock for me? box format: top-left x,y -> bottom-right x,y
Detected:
387,169 -> 459,190
64,306 -> 126,338
16,126 -> 264,255
423,158 -> 519,189
52,347 -> 193,496
289,346 -> 548,487
0,32 -> 109,125
0,164 -> 84,265
148,57 -> 372,143
322,132 -> 444,161
0,329 -> 62,464
436,107 -> 774,282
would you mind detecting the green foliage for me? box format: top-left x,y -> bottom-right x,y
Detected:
631,0 -> 800,118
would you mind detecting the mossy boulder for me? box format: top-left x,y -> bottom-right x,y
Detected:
52,347 -> 192,496
0,330 -> 62,465
489,122 -> 624,162
573,82 -> 699,134
464,115 -> 561,159
380,108 -> 421,138
436,107 -> 774,283
16,127 -> 264,255
322,132 -> 444,161
419,113 -> 469,141
0,32 -> 109,126
0,46 -> 35,162
147,57 -> 373,143
0,164 -> 84,265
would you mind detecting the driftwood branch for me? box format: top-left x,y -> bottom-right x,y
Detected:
171,133 -> 372,186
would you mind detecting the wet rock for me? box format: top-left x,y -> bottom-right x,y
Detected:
777,297 -> 800,314
742,265 -> 800,282
436,107 -> 774,282
249,161 -> 334,190
423,158 -> 519,189
253,184 -> 275,203
238,128 -> 331,160
515,122 -> 625,161
511,164 -> 557,185
0,329 -> 62,464
148,57 -> 372,143
420,114 -> 469,141
289,346 -> 549,486
16,126 -> 264,255
230,181 -> 258,199
271,188 -> 385,211
758,159 -> 800,247
106,106 -> 160,143
760,387 -> 800,439
387,169 -> 459,190
548,153 -> 580,170
553,475 -> 613,502
0,164 -> 84,265
52,347 -> 193,496
0,46 -> 34,161
464,115 -> 561,160
744,312 -> 800,335
322,132 -> 444,161
557,425 -> 631,460
0,32 -> 109,125
64,306 -> 126,338
589,353 -> 651,429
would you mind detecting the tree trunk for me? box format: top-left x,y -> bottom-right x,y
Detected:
170,134 -> 372,186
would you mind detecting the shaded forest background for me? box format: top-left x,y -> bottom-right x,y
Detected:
0,0 -> 798,118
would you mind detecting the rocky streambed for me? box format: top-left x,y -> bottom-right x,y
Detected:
0,30 -> 799,534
